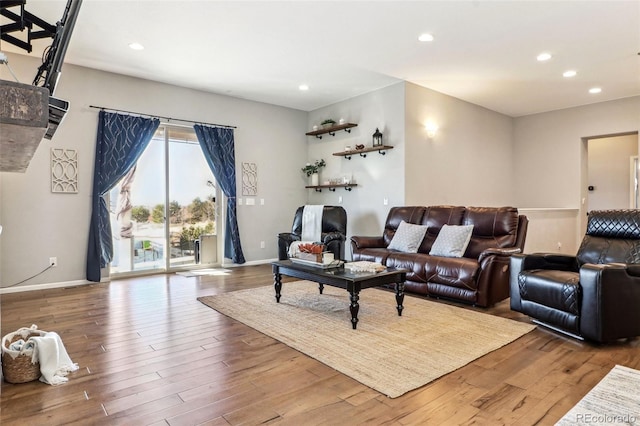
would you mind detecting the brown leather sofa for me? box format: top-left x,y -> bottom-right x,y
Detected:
351,206 -> 528,307
510,209 -> 640,343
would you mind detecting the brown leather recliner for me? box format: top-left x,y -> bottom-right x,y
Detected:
278,205 -> 347,261
510,209 -> 640,343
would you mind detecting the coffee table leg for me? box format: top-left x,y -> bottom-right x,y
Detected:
395,282 -> 405,316
349,290 -> 360,329
318,283 -> 324,294
274,272 -> 282,303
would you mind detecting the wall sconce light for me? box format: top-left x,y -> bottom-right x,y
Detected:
425,122 -> 439,138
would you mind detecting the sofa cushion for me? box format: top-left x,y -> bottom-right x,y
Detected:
426,256 -> 480,290
384,253 -> 479,291
383,252 -> 428,284
429,224 -> 473,258
387,221 -> 428,253
517,269 -> 580,315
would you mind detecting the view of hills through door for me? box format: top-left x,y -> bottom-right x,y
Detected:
109,125 -> 220,275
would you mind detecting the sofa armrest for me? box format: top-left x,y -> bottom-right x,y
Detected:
350,236 -> 385,250
508,252 -> 579,311
477,247 -> 521,264
278,232 -> 300,243
515,252 -> 579,271
277,232 -> 300,260
323,231 -> 346,244
579,263 -> 640,342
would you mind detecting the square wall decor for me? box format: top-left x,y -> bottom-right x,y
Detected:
51,148 -> 78,193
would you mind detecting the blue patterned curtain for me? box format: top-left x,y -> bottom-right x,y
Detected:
193,124 -> 246,264
87,111 -> 160,281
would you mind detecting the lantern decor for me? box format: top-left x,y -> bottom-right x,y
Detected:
372,128 -> 383,147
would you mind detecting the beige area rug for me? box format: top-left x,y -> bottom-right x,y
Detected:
198,281 -> 535,398
556,365 -> 640,425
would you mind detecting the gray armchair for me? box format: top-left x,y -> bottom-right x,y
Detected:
510,209 -> 640,343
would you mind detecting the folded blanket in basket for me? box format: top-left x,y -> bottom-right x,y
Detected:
28,332 -> 79,385
8,339 -> 35,352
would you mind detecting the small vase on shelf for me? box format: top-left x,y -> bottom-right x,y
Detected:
311,173 -> 319,186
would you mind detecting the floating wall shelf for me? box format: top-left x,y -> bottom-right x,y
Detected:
333,145 -> 394,160
305,183 -> 358,192
306,123 -> 358,139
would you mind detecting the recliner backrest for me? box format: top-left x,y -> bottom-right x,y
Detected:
463,206 -> 520,258
382,206 -> 427,246
291,205 -> 347,237
417,206 -> 465,253
577,209 -> 640,266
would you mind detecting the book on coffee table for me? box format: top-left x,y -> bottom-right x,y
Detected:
344,261 -> 386,273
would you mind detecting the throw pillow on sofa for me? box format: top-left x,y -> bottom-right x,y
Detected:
429,224 -> 474,258
387,220 -> 428,253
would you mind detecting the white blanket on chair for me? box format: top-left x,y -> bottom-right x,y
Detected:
28,332 -> 79,385
301,205 -> 324,242
288,205 -> 324,258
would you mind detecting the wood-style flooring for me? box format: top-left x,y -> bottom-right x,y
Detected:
1,264 -> 639,425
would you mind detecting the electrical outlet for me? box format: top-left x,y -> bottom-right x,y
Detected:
49,257 -> 58,267
260,241 -> 265,249
383,197 -> 388,205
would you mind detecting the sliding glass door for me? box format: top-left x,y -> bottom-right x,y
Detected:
109,125 -> 220,275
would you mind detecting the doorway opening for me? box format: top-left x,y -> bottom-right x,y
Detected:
586,132 -> 639,212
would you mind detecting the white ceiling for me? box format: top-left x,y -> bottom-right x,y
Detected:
3,0 -> 640,117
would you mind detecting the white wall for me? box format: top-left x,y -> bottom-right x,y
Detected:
3,50 -> 639,289
0,53 -> 307,289
518,208 -> 579,254
307,83 -> 406,258
404,82 -> 514,206
513,96 -> 640,250
587,134 -> 638,211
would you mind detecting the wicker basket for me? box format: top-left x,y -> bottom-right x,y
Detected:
1,325 -> 45,384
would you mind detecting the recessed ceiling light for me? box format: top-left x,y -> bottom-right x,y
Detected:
563,70 -> 577,78
589,87 -> 602,94
128,42 -> 144,50
418,33 -> 434,42
536,52 -> 552,62
298,84 -> 309,91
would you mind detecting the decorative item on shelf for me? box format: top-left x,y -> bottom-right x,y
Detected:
312,125 -> 319,131
339,118 -> 346,125
372,128 -> 383,147
301,159 -> 326,186
355,144 -> 365,150
321,119 -> 336,129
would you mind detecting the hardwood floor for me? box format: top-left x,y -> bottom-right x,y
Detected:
1,264 -> 638,425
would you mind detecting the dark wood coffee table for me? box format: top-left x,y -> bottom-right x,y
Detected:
271,260 -> 407,329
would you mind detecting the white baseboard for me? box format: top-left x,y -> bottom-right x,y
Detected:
222,258 -> 278,267
0,259 -> 278,294
0,278 -> 109,294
